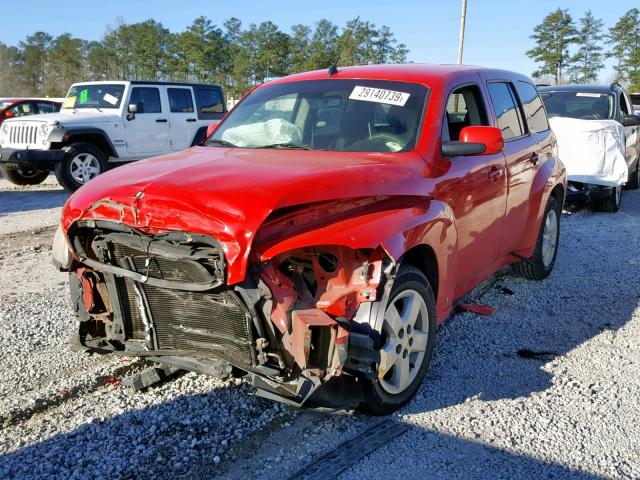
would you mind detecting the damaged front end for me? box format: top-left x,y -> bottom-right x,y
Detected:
58,219 -> 393,408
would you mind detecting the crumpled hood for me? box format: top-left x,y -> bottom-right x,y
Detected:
62,146 -> 426,283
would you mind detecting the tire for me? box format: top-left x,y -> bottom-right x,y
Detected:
0,164 -> 49,186
54,142 -> 107,192
593,185 -> 621,213
360,265 -> 436,415
512,195 -> 560,280
625,159 -> 640,190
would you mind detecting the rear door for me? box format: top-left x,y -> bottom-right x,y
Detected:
125,85 -> 170,155
486,80 -> 547,256
166,87 -> 198,151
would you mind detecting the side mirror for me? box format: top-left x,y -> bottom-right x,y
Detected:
441,126 -> 504,157
127,103 -> 138,121
622,114 -> 640,127
206,120 -> 220,137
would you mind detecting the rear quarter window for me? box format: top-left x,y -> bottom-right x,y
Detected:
196,88 -> 225,119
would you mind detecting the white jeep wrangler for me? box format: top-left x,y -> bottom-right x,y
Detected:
0,81 -> 226,191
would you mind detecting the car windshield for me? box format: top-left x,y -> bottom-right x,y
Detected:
209,79 -> 428,152
63,84 -> 125,109
540,91 -> 614,120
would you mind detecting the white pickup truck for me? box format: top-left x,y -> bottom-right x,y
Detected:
0,81 -> 226,191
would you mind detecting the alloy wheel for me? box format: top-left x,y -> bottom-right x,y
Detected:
69,153 -> 100,184
378,289 -> 430,395
542,209 -> 558,267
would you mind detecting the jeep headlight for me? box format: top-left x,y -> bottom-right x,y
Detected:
38,123 -> 52,137
52,224 -> 73,270
1,123 -> 8,135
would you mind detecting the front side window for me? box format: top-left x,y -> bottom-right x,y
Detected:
63,84 -> 125,109
209,79 -> 428,152
488,82 -> 524,140
444,84 -> 488,141
129,87 -> 162,114
515,81 -> 549,133
168,88 -> 194,113
540,91 -> 614,120
7,103 -> 35,117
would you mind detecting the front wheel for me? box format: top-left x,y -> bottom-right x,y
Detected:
0,164 -> 49,185
593,185 -> 621,213
54,143 -> 107,192
360,265 -> 436,415
512,195 -> 560,280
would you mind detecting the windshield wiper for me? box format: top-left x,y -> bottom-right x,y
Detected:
205,139 -> 238,148
260,143 -> 311,150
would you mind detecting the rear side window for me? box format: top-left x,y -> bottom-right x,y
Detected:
197,88 -> 224,117
488,82 -> 524,140
168,88 -> 194,113
515,82 -> 549,133
37,102 -> 58,114
130,87 -> 162,114
620,92 -> 632,116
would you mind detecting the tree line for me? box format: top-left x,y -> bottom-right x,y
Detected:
526,7 -> 640,88
0,16 -> 408,99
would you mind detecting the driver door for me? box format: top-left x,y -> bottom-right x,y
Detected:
125,86 -> 170,155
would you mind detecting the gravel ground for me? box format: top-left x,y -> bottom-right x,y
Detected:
1,174 -> 639,479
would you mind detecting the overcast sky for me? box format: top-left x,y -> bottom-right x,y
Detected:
3,0 -> 638,81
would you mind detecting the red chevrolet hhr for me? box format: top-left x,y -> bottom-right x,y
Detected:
53,64 -> 566,414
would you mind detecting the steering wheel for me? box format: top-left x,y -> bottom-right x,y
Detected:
580,113 -> 601,120
348,133 -> 406,152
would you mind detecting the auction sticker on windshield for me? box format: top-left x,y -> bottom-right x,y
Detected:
349,86 -> 410,106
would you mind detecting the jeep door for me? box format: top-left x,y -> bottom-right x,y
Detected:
125,86 -> 170,155
485,80 -> 548,256
439,83 -> 507,289
166,87 -> 198,151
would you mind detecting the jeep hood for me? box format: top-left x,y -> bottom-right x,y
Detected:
8,110 -> 121,126
62,146 -> 427,283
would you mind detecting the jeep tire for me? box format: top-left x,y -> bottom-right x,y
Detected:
0,164 -> 49,186
54,142 -> 108,192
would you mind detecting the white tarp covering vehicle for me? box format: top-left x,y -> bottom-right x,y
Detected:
548,117 -> 628,187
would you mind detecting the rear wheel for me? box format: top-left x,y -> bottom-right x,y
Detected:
54,142 -> 107,192
0,164 -> 49,185
361,265 -> 436,415
594,185 -> 622,213
513,195 -> 560,280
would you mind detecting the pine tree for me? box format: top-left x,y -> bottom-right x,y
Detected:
608,8 -> 640,89
526,8 -> 577,84
568,11 -> 604,84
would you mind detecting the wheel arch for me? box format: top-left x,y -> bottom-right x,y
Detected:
55,128 -> 118,158
398,244 -> 439,303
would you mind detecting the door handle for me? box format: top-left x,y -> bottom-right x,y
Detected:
530,152 -> 540,165
186,118 -> 197,122
488,166 -> 503,181
156,119 -> 168,123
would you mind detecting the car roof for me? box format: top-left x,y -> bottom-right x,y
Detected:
538,84 -> 616,94
266,63 -> 531,87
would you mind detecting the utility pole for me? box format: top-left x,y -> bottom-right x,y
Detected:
457,0 -> 468,64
